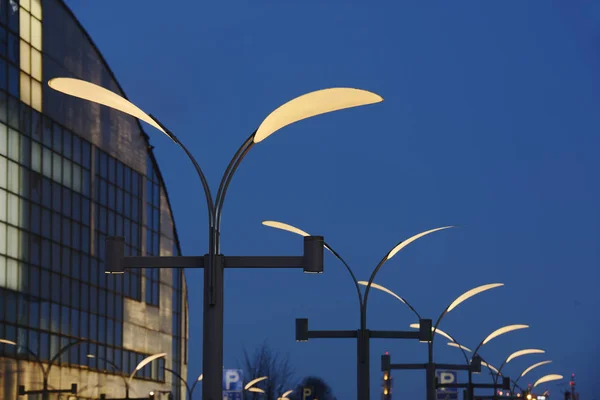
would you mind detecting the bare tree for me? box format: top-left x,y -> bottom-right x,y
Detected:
240,341 -> 296,400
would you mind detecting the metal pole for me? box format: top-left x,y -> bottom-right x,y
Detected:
426,340 -> 436,400
357,328 -> 370,400
202,249 -> 224,400
42,377 -> 49,400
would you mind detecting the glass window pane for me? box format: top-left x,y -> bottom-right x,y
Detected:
7,192 -> 18,226
31,0 -> 42,20
31,47 -> 42,81
0,156 -> 6,188
0,189 -> 6,221
19,40 -> 30,74
52,152 -> 61,183
62,158 -> 71,187
7,159 -> 19,193
8,128 -> 19,161
31,79 -> 42,112
8,66 -> 19,98
20,73 -> 31,106
19,8 -> 30,42
0,124 -> 6,156
31,16 -> 42,50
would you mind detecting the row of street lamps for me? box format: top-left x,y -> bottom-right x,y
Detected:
43,76 -> 566,400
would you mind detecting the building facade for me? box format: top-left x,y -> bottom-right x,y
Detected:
0,0 -> 188,399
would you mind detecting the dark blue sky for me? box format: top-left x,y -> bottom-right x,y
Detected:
65,1 -> 599,399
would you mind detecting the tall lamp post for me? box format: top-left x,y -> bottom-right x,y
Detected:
0,338 -> 83,400
363,281 -> 504,400
163,368 -> 203,400
48,77 -> 383,400
88,352 -> 166,399
263,220 -> 453,400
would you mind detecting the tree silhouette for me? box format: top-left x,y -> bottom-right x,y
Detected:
240,341 -> 295,400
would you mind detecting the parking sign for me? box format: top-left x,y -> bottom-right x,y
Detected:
437,370 -> 458,400
223,369 -> 243,400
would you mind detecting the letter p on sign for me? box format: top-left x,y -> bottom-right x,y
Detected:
303,387 -> 313,400
225,370 -> 240,391
440,372 -> 455,385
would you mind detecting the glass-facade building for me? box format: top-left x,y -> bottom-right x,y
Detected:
0,0 -> 188,399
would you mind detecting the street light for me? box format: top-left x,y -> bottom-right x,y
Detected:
1,338 -> 83,400
245,376 -> 268,395
492,349 -> 545,388
278,389 -> 294,399
90,352 -> 166,399
511,361 -> 553,393
163,367 -> 203,399
264,220 -> 453,399
363,280 -> 504,400
444,324 -> 530,400
49,77 -> 382,400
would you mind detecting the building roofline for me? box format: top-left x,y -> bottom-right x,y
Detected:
57,0 -> 184,256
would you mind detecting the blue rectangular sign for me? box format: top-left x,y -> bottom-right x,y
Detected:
223,369 -> 244,392
437,370 -> 458,400
224,393 -> 243,400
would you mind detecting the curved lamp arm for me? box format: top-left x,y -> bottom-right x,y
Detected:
189,373 -> 203,396
432,283 -> 504,345
280,389 -> 294,399
472,324 -> 530,357
356,281 -> 421,319
363,226 -> 454,311
262,220 -> 363,307
128,353 -> 167,386
494,349 -> 545,385
1,338 -> 45,375
47,338 -> 85,378
47,78 -> 216,225
214,88 -> 384,235
163,367 -> 192,397
87,355 -> 128,386
512,360 -> 552,392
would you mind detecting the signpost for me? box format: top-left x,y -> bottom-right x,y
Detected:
223,369 -> 243,400
437,371 -> 458,400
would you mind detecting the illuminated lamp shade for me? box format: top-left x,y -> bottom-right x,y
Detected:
245,376 -> 268,390
482,324 -> 529,345
254,88 -> 383,143
357,281 -> 407,304
480,360 -> 500,374
197,373 -> 203,381
446,283 -> 504,312
386,227 -> 454,261
447,342 -> 473,353
247,387 -> 265,393
505,349 -> 545,364
409,323 -> 453,342
533,374 -> 563,388
520,361 -> 552,378
47,78 -> 176,142
281,390 -> 294,399
128,352 -> 167,384
0,338 -> 17,345
263,221 -> 310,237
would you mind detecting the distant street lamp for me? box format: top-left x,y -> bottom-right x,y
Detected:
245,376 -> 269,396
49,77 -> 382,400
364,280 -> 504,400
492,349 -> 546,388
163,367 -> 203,399
0,338 -> 83,400
89,352 -> 166,399
278,389 -> 294,399
511,361 -> 553,393
264,220 -> 452,400
443,325 -> 530,400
